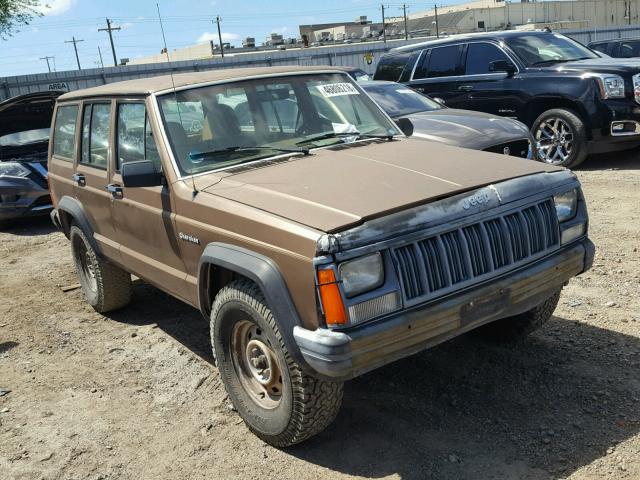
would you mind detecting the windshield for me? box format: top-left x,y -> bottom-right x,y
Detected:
157,73 -> 398,176
362,83 -> 443,117
0,128 -> 50,147
506,33 -> 598,66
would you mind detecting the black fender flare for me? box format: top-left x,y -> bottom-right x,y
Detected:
198,243 -> 311,374
57,196 -> 102,257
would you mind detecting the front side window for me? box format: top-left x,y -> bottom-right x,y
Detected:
81,103 -> 111,168
157,73 -> 398,176
414,45 -> 463,79
116,103 -> 161,170
465,43 -> 511,75
52,105 -> 78,159
619,40 -> 640,58
506,33 -> 598,66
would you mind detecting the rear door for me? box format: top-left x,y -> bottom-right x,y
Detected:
48,103 -> 80,211
408,44 -> 467,107
109,100 -> 189,300
74,101 -> 121,261
455,41 -> 526,119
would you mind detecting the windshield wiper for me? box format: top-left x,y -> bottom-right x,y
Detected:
189,145 -> 309,161
295,131 -> 395,146
532,57 -> 592,66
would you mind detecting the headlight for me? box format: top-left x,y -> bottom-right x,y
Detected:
0,162 -> 30,177
587,73 -> 626,99
338,252 -> 384,298
554,189 -> 578,222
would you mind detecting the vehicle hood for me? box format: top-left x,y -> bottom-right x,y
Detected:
0,91 -> 62,138
542,57 -> 640,75
404,109 -> 529,149
200,139 -> 560,232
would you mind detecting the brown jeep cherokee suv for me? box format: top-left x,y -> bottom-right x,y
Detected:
48,66 -> 594,447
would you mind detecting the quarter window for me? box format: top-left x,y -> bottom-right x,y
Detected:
52,105 -> 78,159
116,103 -> 161,170
81,103 -> 111,169
414,45 -> 463,79
465,43 -> 511,75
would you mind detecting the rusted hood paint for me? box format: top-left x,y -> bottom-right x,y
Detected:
201,139 -> 562,232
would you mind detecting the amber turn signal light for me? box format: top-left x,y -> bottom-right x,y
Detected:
317,268 -> 347,326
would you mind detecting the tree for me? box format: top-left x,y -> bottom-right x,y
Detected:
0,0 -> 44,39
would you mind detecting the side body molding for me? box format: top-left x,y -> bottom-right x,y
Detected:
56,196 -> 102,257
198,243 -> 312,373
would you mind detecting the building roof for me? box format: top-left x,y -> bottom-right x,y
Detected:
58,66 -> 344,100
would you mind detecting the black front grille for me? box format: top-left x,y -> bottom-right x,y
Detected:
392,199 -> 559,301
484,139 -> 530,159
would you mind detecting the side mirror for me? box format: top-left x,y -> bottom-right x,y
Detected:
121,160 -> 163,188
395,117 -> 414,137
432,97 -> 446,106
489,60 -> 517,76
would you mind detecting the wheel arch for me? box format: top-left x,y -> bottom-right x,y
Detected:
524,97 -> 592,140
57,196 -> 102,257
198,243 -> 311,372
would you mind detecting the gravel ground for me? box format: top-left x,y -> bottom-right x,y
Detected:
1,152 -> 639,480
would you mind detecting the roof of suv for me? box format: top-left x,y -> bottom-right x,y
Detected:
390,30 -> 554,53
58,66 -> 344,101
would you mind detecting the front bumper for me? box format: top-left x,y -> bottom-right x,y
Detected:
588,99 -> 640,154
294,238 -> 594,381
0,177 -> 51,221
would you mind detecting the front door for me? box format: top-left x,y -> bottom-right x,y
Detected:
455,42 -> 525,120
108,101 -> 189,300
74,101 -> 121,261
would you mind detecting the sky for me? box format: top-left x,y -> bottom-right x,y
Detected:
0,0 -> 463,77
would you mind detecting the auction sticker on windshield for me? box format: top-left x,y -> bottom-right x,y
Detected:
316,83 -> 359,97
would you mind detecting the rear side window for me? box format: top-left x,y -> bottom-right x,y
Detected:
52,105 -> 78,159
589,42 -> 609,54
465,43 -> 511,75
116,103 -> 161,171
414,45 -> 463,79
81,103 -> 111,169
374,52 -> 412,81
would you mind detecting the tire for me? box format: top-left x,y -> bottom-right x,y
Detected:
476,289 -> 561,342
532,108 -> 588,168
69,225 -> 131,313
210,279 -> 343,447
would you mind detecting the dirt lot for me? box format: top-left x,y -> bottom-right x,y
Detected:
1,152 -> 639,480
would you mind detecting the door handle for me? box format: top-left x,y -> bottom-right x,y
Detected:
106,184 -> 123,195
72,173 -> 86,186
457,85 -> 474,92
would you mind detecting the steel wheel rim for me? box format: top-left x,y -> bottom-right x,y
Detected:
535,117 -> 574,164
75,238 -> 97,292
231,320 -> 283,409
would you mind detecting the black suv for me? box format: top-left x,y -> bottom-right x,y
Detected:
375,30 -> 640,168
588,38 -> 640,59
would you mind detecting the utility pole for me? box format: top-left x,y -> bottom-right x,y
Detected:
215,16 -> 224,58
39,56 -> 54,73
434,4 -> 440,38
65,36 -> 84,70
403,4 -> 408,40
381,4 -> 386,43
98,18 -> 121,66
97,46 -> 104,69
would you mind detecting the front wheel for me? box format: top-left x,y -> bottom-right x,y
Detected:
210,279 -> 343,447
532,108 -> 587,168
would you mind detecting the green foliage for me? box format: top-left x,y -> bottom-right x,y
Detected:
0,0 -> 44,39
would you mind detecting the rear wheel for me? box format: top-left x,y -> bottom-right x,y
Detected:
476,289 -> 561,341
70,225 -> 131,313
210,279 -> 343,447
532,108 -> 587,168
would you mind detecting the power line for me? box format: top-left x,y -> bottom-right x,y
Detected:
64,36 -> 84,70
98,18 -> 121,66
